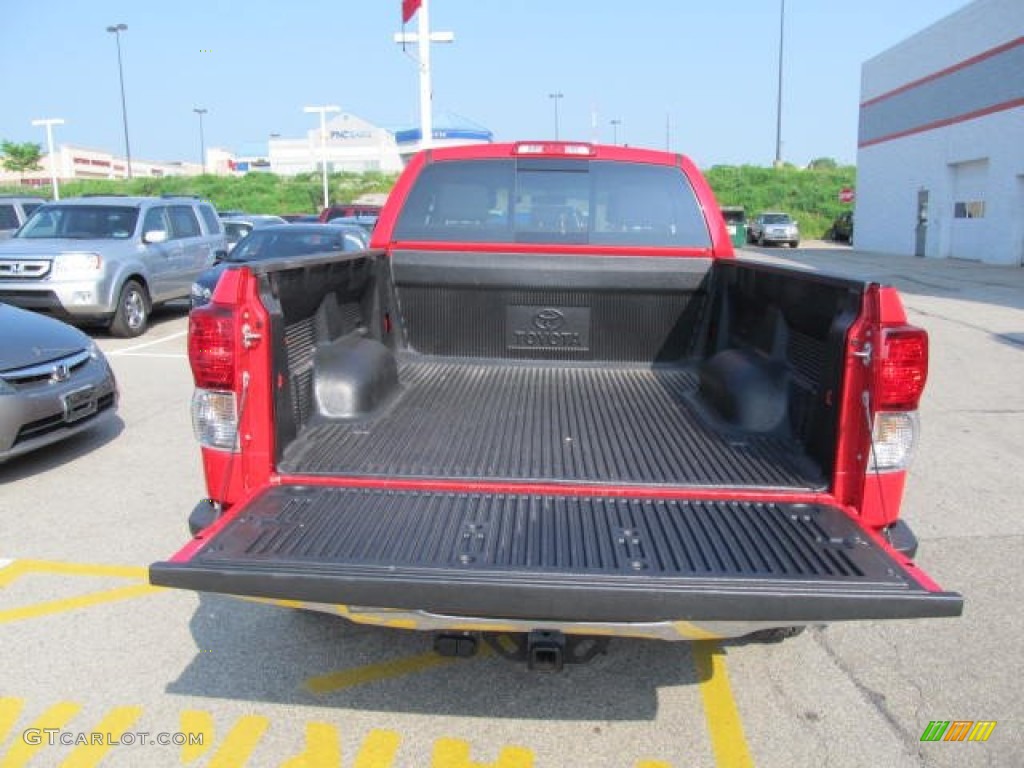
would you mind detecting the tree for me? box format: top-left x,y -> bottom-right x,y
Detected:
807,157 -> 838,171
1,141 -> 43,175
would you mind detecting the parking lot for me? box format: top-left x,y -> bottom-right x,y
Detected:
1,244 -> 1021,767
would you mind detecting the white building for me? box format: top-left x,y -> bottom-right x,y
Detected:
0,145 -> 203,187
269,113 -> 405,176
267,111 -> 493,175
856,0 -> 1024,265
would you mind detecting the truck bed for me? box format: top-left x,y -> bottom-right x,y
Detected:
279,357 -> 823,489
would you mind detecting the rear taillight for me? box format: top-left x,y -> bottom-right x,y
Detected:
869,325 -> 928,472
876,326 -> 928,410
189,304 -> 236,390
192,389 -> 239,451
869,411 -> 919,471
189,303 -> 240,451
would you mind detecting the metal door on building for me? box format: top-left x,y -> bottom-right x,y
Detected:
915,189 -> 929,258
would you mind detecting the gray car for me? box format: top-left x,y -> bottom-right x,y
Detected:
221,214 -> 289,253
0,196 -> 47,239
0,302 -> 118,464
0,196 -> 226,336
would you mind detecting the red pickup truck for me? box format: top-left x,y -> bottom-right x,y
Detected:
151,142 -> 961,668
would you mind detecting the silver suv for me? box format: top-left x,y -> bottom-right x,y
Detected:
747,211 -> 800,248
0,196 -> 47,239
0,196 -> 226,336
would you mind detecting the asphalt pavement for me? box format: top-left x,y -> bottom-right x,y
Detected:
1,245 -> 1021,767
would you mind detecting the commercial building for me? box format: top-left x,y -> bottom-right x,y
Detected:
856,0 -> 1023,265
0,145 -> 202,187
1,111 -> 493,188
269,113 -> 404,175
268,111 -> 492,175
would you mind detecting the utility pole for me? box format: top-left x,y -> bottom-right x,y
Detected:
303,105 -> 340,211
394,0 -> 454,151
549,92 -> 564,140
31,118 -> 65,200
106,23 -> 132,178
193,108 -> 208,173
775,0 -> 785,167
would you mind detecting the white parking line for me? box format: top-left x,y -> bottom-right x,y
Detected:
107,330 -> 187,356
116,353 -> 188,359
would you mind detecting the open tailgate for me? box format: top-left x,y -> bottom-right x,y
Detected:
150,485 -> 962,625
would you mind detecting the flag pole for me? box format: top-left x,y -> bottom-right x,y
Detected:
418,0 -> 433,150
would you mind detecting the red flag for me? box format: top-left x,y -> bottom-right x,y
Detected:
402,0 -> 422,23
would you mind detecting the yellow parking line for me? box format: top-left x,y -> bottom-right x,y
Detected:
60,705 -> 143,768
205,715 -> 269,768
0,562 -> 29,588
180,710 -> 214,764
9,560 -> 149,581
431,737 -> 533,768
352,729 -> 402,768
305,651 -> 457,695
278,722 -> 341,768
692,643 -> 754,768
0,698 -> 25,746
0,583 -> 161,625
0,701 -> 81,768
635,762 -> 672,768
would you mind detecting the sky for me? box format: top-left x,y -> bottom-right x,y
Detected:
0,0 -> 971,169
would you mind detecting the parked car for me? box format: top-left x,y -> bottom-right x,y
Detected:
280,214 -> 319,223
0,302 -> 118,464
0,196 -> 47,239
326,214 -> 378,234
318,203 -> 383,223
0,196 -> 226,337
748,212 -> 800,248
828,211 -> 854,244
191,223 -> 369,308
221,214 -> 289,252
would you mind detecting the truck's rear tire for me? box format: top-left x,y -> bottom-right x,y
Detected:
109,279 -> 150,338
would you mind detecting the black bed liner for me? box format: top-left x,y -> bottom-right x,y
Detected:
150,486 -> 962,623
279,358 -> 823,489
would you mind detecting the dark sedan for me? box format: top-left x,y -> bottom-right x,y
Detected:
190,224 -> 369,308
0,303 -> 118,463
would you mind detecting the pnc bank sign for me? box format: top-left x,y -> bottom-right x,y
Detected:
330,130 -> 373,141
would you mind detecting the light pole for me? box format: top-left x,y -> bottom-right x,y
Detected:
610,119 -> 622,145
548,92 -> 563,140
193,108 -> 208,173
303,105 -> 340,211
31,118 -> 65,200
106,23 -> 132,179
774,0 -> 785,167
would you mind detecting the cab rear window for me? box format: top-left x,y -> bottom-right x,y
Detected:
394,159 -> 711,248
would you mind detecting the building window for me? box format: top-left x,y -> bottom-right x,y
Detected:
954,201 -> 985,219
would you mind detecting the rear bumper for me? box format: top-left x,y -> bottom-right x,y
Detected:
234,600 -> 821,641
151,486 -> 962,631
